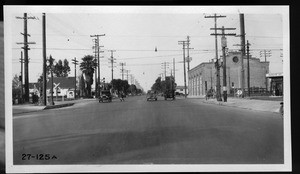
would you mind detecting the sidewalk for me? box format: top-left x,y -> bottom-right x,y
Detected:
202,97 -> 282,113
13,98 -> 96,115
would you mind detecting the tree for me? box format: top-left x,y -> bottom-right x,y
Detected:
53,60 -> 63,77
62,59 -> 71,77
47,55 -> 55,75
127,84 -> 137,95
151,77 -> 162,92
80,55 -> 97,98
53,59 -> 70,77
79,73 -> 86,97
111,79 -> 130,94
12,74 -> 21,101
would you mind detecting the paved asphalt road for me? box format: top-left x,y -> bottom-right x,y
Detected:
13,95 -> 283,164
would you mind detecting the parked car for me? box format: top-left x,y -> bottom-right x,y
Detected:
147,90 -> 158,101
99,90 -> 112,103
164,89 -> 175,100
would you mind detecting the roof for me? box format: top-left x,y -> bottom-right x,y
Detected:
46,77 -> 76,89
266,72 -> 283,78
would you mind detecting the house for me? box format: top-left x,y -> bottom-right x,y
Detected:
29,77 -> 76,99
29,82 -> 41,97
46,77 -> 76,99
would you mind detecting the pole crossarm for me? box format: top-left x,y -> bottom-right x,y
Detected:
71,58 -> 79,65
204,15 -> 226,18
90,34 -> 105,37
211,33 -> 236,36
20,32 -> 31,37
233,43 -> 251,47
16,42 -> 36,44
210,28 -> 236,30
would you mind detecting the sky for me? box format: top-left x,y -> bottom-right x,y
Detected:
7,6 -> 287,91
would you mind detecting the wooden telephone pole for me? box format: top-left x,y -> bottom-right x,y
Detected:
16,13 -> 36,103
72,57 -> 79,99
119,62 -> 126,80
91,34 -> 105,97
19,51 -> 24,103
205,14 -> 226,101
210,26 -> 236,102
178,40 -> 187,98
108,50 -> 116,81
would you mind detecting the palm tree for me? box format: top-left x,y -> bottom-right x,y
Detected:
79,55 -> 97,98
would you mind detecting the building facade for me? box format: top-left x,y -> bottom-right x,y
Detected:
188,51 -> 270,97
266,72 -> 283,96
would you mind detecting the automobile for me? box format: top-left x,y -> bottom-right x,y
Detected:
99,90 -> 112,103
146,90 -> 158,101
164,89 -> 175,100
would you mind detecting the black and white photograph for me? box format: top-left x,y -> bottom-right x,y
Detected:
3,6 -> 291,173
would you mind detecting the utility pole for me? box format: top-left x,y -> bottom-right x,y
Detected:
161,62 -> 169,80
260,50 -> 271,91
19,51 -> 24,103
16,13 -> 36,103
48,55 -> 55,105
178,40 -> 187,98
211,26 -> 236,102
236,13 -> 246,98
125,70 -> 130,82
42,13 -> 47,106
92,38 -> 98,97
119,62 -> 126,80
130,74 -> 134,85
91,34 -> 105,97
246,40 -> 251,97
205,14 -> 226,101
186,36 -> 194,71
108,50 -> 116,81
260,50 -> 271,62
173,58 -> 175,81
72,57 -> 79,99
210,67 -> 213,89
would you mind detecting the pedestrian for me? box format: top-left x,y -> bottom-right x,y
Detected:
279,102 -> 283,118
119,91 -> 125,102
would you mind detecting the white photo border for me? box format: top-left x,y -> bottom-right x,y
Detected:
4,5 -> 291,173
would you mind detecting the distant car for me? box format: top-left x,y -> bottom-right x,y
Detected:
147,90 -> 158,101
99,90 -> 112,103
164,90 -> 175,100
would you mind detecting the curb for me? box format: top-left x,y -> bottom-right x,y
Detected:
13,101 -> 84,115
44,103 -> 75,110
202,100 -> 279,113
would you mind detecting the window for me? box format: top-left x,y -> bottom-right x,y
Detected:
232,56 -> 239,63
